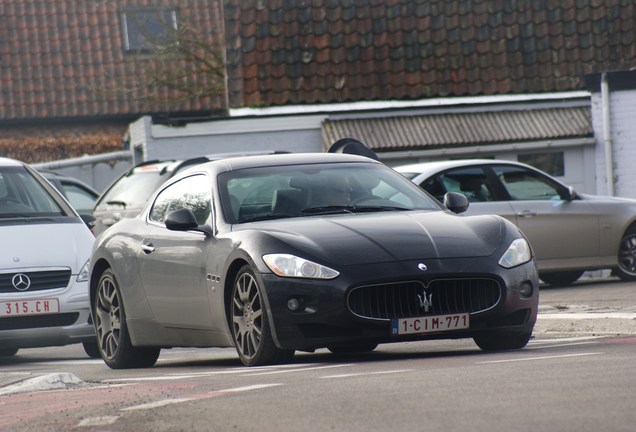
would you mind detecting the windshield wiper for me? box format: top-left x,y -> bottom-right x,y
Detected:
300,206 -> 355,215
240,213 -> 296,223
301,205 -> 409,215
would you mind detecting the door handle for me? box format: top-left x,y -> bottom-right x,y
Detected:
141,243 -> 155,254
517,210 -> 537,218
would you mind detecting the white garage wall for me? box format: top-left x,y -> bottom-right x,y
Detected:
591,87 -> 636,199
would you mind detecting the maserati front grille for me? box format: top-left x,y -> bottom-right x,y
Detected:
348,278 -> 501,321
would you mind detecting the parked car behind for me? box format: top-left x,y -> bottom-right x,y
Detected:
0,157 -> 99,358
89,152 -> 539,368
39,170 -> 99,214
394,159 -> 636,286
93,152 -> 288,236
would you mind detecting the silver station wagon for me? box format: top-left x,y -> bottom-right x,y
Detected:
395,159 -> 636,286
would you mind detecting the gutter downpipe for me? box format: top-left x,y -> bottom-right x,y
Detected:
601,72 -> 615,196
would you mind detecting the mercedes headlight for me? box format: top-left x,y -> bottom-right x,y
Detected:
263,254 -> 339,279
498,238 -> 532,268
77,259 -> 90,282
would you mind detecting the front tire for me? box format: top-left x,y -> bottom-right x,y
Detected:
473,331 -> 532,351
615,227 -> 636,281
231,265 -> 294,366
94,269 -> 160,369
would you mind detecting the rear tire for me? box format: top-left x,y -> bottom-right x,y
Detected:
615,227 -> 636,281
94,269 -> 160,369
473,331 -> 532,351
231,265 -> 294,366
540,271 -> 583,287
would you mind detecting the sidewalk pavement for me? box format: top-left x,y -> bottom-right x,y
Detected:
536,305 -> 636,335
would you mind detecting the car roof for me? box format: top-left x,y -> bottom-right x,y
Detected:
182,152 -> 381,176
0,157 -> 26,167
39,170 -> 100,193
393,159 -> 533,176
130,151 -> 292,174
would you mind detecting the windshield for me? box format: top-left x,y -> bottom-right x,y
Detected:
219,162 -> 441,224
96,169 -> 170,209
0,166 -> 65,218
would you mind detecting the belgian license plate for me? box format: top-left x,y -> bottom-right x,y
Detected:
0,299 -> 60,317
391,313 -> 469,336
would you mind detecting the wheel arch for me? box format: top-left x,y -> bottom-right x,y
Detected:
223,258 -> 250,331
89,257 -> 112,310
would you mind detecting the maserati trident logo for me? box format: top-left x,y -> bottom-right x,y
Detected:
417,288 -> 433,313
12,274 -> 31,291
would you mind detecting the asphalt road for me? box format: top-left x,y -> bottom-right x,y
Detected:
1,277 -> 635,432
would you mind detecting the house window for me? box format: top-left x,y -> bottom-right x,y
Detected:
518,151 -> 564,177
120,7 -> 178,52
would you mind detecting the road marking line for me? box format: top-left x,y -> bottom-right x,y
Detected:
104,375 -> 203,383
76,416 -> 120,427
476,352 -> 603,364
321,369 -> 413,379
102,364 -> 330,383
120,383 -> 283,411
122,398 -> 193,411
244,364 -> 354,376
527,341 -> 599,349
221,384 -> 282,392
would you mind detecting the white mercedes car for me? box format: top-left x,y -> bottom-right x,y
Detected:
0,157 -> 98,358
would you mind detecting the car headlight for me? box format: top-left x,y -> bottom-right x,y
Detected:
77,259 -> 90,282
263,254 -> 339,279
498,238 -> 532,268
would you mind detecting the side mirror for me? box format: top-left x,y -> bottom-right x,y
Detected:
443,192 -> 469,214
560,186 -> 578,201
165,208 -> 212,236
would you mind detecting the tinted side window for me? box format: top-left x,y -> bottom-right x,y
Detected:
149,175 -> 211,225
423,167 -> 493,203
492,165 -> 561,201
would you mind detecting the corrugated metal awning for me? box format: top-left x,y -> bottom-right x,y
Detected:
321,107 -> 592,152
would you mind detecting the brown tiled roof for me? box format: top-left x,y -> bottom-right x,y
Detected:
321,107 -> 593,152
2,0 -> 636,122
225,0 -> 636,107
0,0 -> 226,121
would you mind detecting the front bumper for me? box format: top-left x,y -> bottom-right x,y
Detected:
0,280 -> 95,350
259,257 -> 539,351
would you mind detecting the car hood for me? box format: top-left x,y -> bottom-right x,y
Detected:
242,211 -> 503,265
580,193 -> 636,205
1,223 -> 94,273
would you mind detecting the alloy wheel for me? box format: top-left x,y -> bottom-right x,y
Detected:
232,272 -> 263,362
618,231 -> 636,276
95,274 -> 121,360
